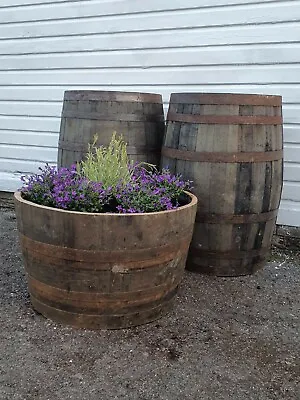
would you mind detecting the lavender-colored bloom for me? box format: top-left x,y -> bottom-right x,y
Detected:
20,163 -> 190,213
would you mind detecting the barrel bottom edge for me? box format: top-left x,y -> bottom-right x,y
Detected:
186,258 -> 267,277
29,291 -> 176,330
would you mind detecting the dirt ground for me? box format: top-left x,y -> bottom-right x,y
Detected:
0,208 -> 299,400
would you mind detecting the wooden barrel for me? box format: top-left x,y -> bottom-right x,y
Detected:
14,191 -> 197,329
161,93 -> 283,276
57,90 -> 165,168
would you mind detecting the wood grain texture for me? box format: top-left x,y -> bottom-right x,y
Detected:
14,191 -> 197,329
161,92 -> 283,276
57,91 -> 165,168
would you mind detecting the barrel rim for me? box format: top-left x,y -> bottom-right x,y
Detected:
64,90 -> 163,103
14,191 -> 197,217
169,92 -> 282,106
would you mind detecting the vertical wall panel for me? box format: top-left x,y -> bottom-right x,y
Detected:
0,0 -> 299,225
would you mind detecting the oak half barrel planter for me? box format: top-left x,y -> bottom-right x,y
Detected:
161,93 -> 283,276
14,191 -> 197,329
57,90 -> 165,168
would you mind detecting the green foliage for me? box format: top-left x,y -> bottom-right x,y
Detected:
20,133 -> 192,213
78,132 -> 134,189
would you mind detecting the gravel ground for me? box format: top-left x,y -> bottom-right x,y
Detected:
0,208 -> 299,400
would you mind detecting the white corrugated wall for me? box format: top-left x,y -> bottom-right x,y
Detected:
0,0 -> 300,226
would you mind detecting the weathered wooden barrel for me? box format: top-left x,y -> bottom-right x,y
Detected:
161,93 -> 283,276
57,90 -> 165,168
14,191 -> 197,329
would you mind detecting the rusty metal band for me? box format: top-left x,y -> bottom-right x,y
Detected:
28,275 -> 180,302
169,93 -> 282,106
28,289 -> 176,320
167,112 -> 282,125
196,209 -> 278,224
58,140 -> 159,155
20,234 -> 191,267
62,111 -> 165,122
161,147 -> 283,163
64,90 -> 163,103
189,247 -> 270,260
29,291 -> 175,329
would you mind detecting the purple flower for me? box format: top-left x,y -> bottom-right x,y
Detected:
20,163 -> 190,213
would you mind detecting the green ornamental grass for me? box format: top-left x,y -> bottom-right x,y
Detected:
78,132 -> 134,189
20,133 -> 192,213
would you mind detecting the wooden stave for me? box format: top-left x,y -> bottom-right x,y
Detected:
57,90 -> 165,168
161,93 -> 283,276
14,191 -> 197,329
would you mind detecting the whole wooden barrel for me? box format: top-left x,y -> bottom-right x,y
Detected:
14,191 -> 197,329
161,93 -> 283,276
57,90 -> 165,168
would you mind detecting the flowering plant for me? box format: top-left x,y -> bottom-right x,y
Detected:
20,135 -> 192,214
